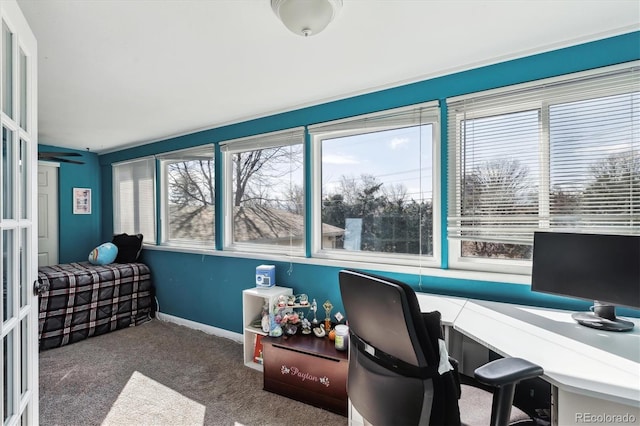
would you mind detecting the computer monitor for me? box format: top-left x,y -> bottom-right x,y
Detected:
531,231 -> 640,332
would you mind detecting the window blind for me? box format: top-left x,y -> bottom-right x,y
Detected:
447,63 -> 640,244
113,157 -> 156,243
219,127 -> 305,153
156,144 -> 214,161
308,101 -> 439,135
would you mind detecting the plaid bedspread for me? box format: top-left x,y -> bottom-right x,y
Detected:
37,261 -> 155,350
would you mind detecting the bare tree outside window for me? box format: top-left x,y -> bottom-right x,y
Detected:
461,158 -> 536,259
549,92 -> 640,232
166,155 -> 215,243
454,88 -> 639,263
164,143 -> 310,247
231,144 -> 308,246
232,146 -> 302,208
583,151 -> 640,220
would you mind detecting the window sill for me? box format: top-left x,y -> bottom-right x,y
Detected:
142,244 -> 530,285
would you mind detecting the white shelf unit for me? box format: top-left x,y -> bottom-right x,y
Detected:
242,286 -> 293,371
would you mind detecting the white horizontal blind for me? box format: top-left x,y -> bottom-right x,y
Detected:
156,144 -> 214,161
448,64 -> 640,244
308,101 -> 439,135
113,157 -> 156,243
220,127 -> 304,153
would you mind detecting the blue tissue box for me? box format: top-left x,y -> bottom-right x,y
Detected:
256,265 -> 276,288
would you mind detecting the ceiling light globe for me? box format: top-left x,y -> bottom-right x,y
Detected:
271,0 -> 342,37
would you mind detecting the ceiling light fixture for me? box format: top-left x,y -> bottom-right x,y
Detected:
271,0 -> 343,37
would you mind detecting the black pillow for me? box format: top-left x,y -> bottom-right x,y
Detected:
111,233 -> 143,263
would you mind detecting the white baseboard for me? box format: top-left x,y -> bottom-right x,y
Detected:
156,312 -> 243,344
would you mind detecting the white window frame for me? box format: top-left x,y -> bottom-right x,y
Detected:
448,101 -> 542,275
112,156 -> 157,244
158,144 -> 215,249
447,62 -> 640,274
221,127 -> 305,256
310,102 -> 441,268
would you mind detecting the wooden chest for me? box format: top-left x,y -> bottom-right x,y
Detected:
262,335 -> 348,416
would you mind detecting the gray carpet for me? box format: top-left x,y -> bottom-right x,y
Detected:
39,319 -> 348,426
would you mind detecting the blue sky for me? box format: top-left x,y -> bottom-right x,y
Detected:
321,124 -> 434,203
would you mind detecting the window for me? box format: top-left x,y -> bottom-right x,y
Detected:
310,102 -> 440,267
447,63 -> 639,271
221,128 -> 305,254
159,145 -> 215,247
113,157 -> 156,243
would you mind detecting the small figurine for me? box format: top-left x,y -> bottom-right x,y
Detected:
310,298 -> 319,326
299,293 -> 309,306
276,294 -> 287,308
323,300 -> 333,332
261,299 -> 270,332
313,323 -> 326,338
268,313 -> 283,337
301,317 -> 312,334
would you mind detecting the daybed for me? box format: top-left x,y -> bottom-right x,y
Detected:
37,233 -> 155,350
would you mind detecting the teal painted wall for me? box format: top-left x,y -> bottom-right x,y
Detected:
39,145 -> 102,263
96,32 -> 640,334
100,163 -> 114,245
139,252 -> 348,332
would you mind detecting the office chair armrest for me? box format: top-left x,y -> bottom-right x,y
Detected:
475,358 -> 543,426
474,357 -> 543,387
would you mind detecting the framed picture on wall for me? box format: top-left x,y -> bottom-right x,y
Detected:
73,187 -> 92,214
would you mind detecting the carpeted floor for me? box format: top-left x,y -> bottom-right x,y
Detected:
39,319 -> 348,426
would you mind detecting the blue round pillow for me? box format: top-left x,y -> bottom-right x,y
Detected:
88,242 -> 118,265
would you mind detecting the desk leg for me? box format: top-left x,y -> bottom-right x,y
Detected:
555,387 -> 640,426
551,386 -> 558,426
446,327 -> 464,367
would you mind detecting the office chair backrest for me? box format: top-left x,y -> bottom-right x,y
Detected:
339,269 -> 438,367
339,269 -> 452,425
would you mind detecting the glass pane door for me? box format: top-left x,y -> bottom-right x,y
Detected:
1,1 -> 38,425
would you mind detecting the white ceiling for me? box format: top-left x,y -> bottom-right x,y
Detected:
16,0 -> 640,154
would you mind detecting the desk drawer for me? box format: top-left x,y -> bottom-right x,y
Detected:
263,339 -> 347,416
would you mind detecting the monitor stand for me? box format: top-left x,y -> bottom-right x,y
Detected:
572,302 -> 634,332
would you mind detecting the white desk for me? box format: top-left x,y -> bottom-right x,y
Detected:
416,293 -> 467,326
416,294 -> 640,426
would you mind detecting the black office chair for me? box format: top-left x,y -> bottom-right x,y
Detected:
339,269 -> 543,426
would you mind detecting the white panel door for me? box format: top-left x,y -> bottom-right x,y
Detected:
1,0 -> 38,424
37,163 -> 58,267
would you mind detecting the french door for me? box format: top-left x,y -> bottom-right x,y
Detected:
1,0 -> 38,424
